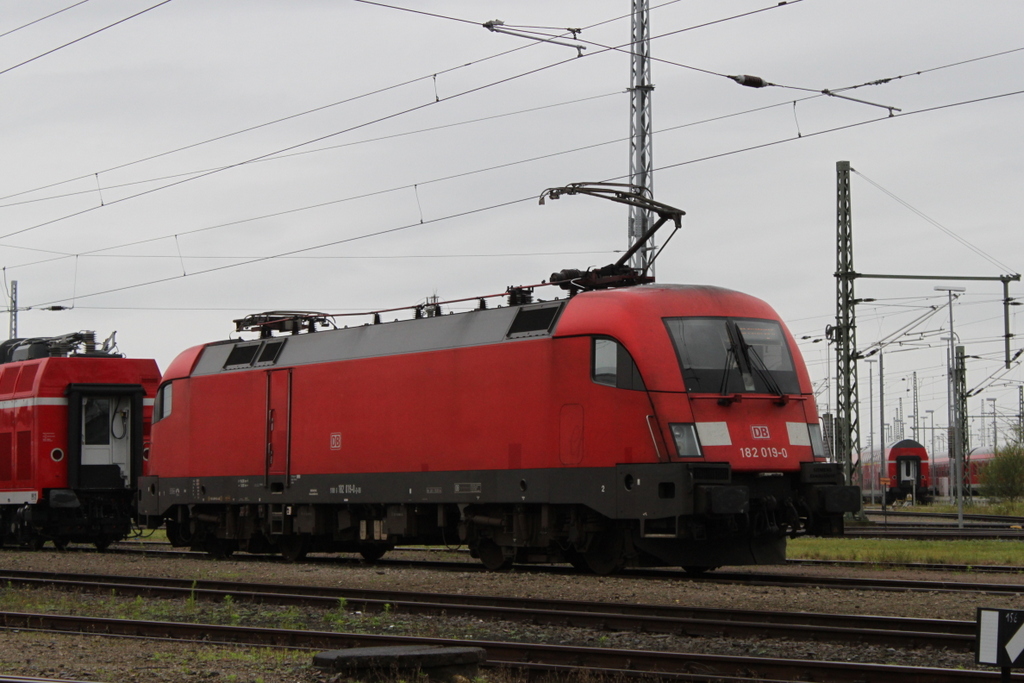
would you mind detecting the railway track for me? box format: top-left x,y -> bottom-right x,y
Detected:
29,542 -> 1024,591
789,557 -> 1024,574
864,510 -> 1024,525
846,525 -> 1024,539
0,568 -> 981,650
21,541 -> 1024,586
0,609 -> 1012,683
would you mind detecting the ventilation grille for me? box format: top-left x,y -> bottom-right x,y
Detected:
506,303 -> 563,339
224,338 -> 288,370
801,462 -> 843,484
689,463 -> 731,484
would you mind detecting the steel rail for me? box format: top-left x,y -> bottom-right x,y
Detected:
845,526 -> 1024,539
21,542 -> 1024,589
696,570 -> 1024,594
109,540 -> 1024,575
0,611 -> 1010,683
788,558 -> 1024,574
864,510 -> 1024,524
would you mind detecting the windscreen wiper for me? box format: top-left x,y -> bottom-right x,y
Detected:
725,322 -> 756,393
719,347 -> 734,397
735,327 -> 787,402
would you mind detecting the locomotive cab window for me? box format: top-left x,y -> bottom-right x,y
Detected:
592,338 -> 645,390
665,317 -> 799,395
153,382 -> 173,423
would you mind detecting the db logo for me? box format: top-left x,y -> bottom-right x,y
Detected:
330,433 -> 343,450
751,426 -> 770,439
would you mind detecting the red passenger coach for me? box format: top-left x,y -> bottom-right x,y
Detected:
0,333 -> 160,549
884,439 -> 935,504
140,283 -> 859,572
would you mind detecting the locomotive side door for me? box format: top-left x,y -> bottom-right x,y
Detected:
66,385 -> 145,491
80,395 -> 131,487
265,369 -> 292,490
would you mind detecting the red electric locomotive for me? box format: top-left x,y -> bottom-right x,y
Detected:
0,332 -> 160,549
138,186 -> 859,572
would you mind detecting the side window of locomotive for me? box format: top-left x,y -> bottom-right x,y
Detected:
591,338 -> 645,390
153,382 -> 173,423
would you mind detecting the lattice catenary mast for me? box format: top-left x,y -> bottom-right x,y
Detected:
628,0 -> 655,274
833,162 -> 861,491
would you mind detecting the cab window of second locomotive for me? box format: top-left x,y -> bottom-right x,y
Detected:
153,382 -> 172,423
592,338 -> 645,390
83,397 -> 111,445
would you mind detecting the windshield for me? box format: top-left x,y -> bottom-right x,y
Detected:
664,317 -> 800,395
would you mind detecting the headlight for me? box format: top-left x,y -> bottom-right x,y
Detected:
669,423 -> 702,457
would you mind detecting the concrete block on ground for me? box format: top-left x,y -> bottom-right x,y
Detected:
313,644 -> 487,682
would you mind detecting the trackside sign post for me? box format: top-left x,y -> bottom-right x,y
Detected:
977,608 -> 1024,681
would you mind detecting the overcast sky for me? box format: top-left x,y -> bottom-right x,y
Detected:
2,0 -> 1022,453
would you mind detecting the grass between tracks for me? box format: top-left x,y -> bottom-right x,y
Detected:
788,536 -> 1024,567
0,581 -> 594,646
924,501 -> 1024,516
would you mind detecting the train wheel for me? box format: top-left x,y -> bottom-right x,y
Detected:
477,539 -> 512,571
358,545 -> 389,562
683,566 -> 716,576
584,530 -> 626,576
28,536 -> 45,551
53,538 -> 69,551
279,537 -> 309,563
564,548 -> 590,572
93,537 -> 112,552
204,538 -> 235,560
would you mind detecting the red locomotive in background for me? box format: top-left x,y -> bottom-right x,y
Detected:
0,332 -> 160,549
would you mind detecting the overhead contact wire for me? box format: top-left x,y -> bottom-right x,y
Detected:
0,92 -> 623,211
0,0 -> 789,208
852,170 -> 1017,274
0,0 -> 175,78
2,96 -> 794,272
26,195 -> 538,308
0,0 -> 94,40
0,7 -> 561,204
0,46 -> 596,242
